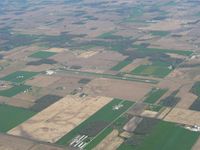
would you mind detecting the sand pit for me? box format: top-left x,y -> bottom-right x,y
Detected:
26,75 -> 61,87
8,95 -> 112,143
164,108 -> 200,126
94,130 -> 123,150
83,78 -> 151,102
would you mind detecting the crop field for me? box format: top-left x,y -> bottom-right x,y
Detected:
131,61 -> 173,78
150,31 -> 170,37
190,81 -> 200,97
1,71 -> 39,83
133,45 -> 193,56
111,58 -> 132,71
135,121 -> 199,150
0,85 -> 31,97
144,88 -> 168,104
146,104 -> 163,112
0,104 -> 36,132
29,51 -> 57,59
8,95 -> 113,143
56,99 -> 134,149
118,121 -> 199,150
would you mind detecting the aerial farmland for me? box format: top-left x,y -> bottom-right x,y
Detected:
0,0 -> 200,150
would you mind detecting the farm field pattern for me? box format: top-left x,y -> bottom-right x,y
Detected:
0,0 -> 200,150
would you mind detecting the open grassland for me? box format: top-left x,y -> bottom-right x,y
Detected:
56,99 -> 134,149
144,88 -> 168,104
0,85 -> 31,97
1,71 -> 39,83
131,61 -> 173,78
0,104 -> 36,132
29,51 -> 57,59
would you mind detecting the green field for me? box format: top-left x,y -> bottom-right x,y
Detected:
29,51 -> 57,58
0,85 -> 31,97
150,31 -> 170,37
111,59 -> 132,71
56,99 -> 134,149
1,71 -> 38,83
131,62 -> 173,78
118,121 -> 199,150
0,104 -> 36,132
190,81 -> 200,97
144,88 -> 168,104
136,121 -> 199,150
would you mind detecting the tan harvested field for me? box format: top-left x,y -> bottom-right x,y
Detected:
94,130 -> 123,150
48,75 -> 88,96
164,108 -> 200,126
158,78 -> 183,91
52,50 -> 126,73
5,97 -> 34,109
3,46 -> 38,61
149,37 -> 194,51
123,117 -> 142,132
83,78 -> 152,102
26,75 -> 61,87
22,64 -> 53,72
0,134 -> 35,150
0,134 -> 64,150
15,87 -> 49,103
176,85 -> 198,109
140,19 -> 183,31
8,95 -> 112,143
29,144 -> 64,150
45,48 -> 66,53
140,110 -> 158,118
0,96 -> 34,108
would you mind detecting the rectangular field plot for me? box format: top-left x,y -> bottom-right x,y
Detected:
136,121 -> 199,150
190,81 -> 200,97
0,104 -> 36,132
150,31 -> 170,37
30,95 -> 63,112
144,88 -> 168,104
118,121 -> 199,150
133,45 -> 193,56
131,61 -> 173,78
111,58 -> 132,71
1,71 -> 39,83
56,99 -> 134,150
8,95 -> 112,143
0,85 -> 31,97
29,51 -> 57,59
